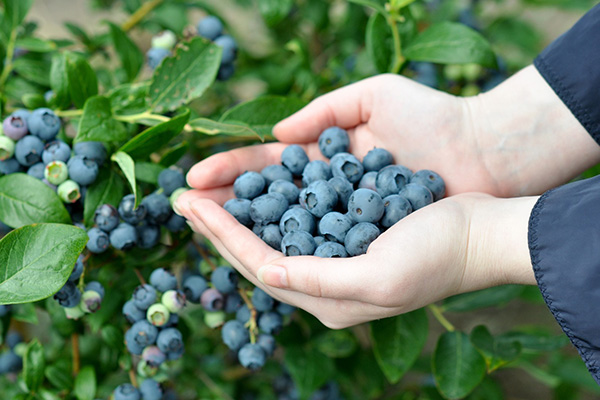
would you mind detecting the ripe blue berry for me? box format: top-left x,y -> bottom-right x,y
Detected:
68,255 -> 84,282
238,343 -> 267,370
381,195 -> 412,228
94,204 -> 119,232
268,179 -> 299,205
217,63 -> 235,81
165,214 -> 187,232
279,207 -> 316,236
42,140 -> 71,165
318,212 -> 354,243
110,223 -> 138,250
224,292 -> 244,313
130,320 -> 159,347
318,127 -> 350,159
183,275 -> 209,303
398,183 -> 433,210
257,334 -> 276,357
222,320 -> 250,351
123,300 -> 146,324
224,198 -> 253,226
330,152 -> 364,184
358,171 -> 378,190
86,227 -> 109,253
27,162 -> 44,179
5,332 -> 22,350
142,193 -> 172,224
133,284 -> 157,310
301,180 -> 338,218
212,266 -> 239,294
281,145 -> 309,176
0,158 -> 21,174
362,148 -> 394,172
234,171 -> 265,200
201,288 -> 225,311
0,351 -> 22,374
119,194 -> 147,225
250,193 -> 289,225
85,281 -> 105,299
236,304 -> 252,323
139,379 -> 163,400
2,115 -> 28,140
258,311 -> 283,334
252,287 -> 274,312
53,281 -> 81,308
67,155 -> 99,186
15,135 -> 44,167
328,176 -> 353,210
277,302 -> 296,315
158,167 -> 186,196
315,242 -> 348,258
214,35 -> 237,64
256,223 -> 283,249
157,327 -> 183,354
281,230 -> 317,256
302,160 -> 332,187
375,165 -> 412,197
146,47 -> 170,69
261,165 -> 293,186
73,141 -> 107,166
125,328 -> 145,355
150,268 -> 178,292
197,16 -> 223,40
142,346 -> 166,367
28,108 -> 61,141
344,222 -> 380,256
410,169 -> 446,201
137,222 -> 161,248
347,188 -> 384,224
114,383 -> 141,400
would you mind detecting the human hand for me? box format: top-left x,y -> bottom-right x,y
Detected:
179,193 -> 537,329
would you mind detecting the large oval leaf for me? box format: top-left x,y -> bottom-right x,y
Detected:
0,224 -> 88,304
370,308 -> 428,383
111,152 -> 138,207
284,345 -> 335,400
0,173 -> 71,228
404,22 -> 497,68
107,22 -> 143,83
366,12 -> 393,73
65,51 -> 99,109
442,285 -> 524,312
83,168 -> 125,227
75,95 -> 128,145
470,325 -> 521,372
74,366 -> 97,400
24,339 -> 45,393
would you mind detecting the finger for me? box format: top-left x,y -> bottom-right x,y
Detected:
273,78 -> 375,143
176,187 -> 235,215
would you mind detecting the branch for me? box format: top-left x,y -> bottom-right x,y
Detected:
121,0 -> 165,33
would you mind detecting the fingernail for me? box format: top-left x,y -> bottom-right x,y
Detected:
173,201 -> 183,216
258,265 -> 288,289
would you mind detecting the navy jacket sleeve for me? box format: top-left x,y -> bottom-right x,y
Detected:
531,4 -> 600,385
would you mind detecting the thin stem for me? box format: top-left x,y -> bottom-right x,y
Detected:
198,370 -> 234,400
128,367 -> 138,387
121,0 -> 164,33
71,333 -> 80,375
193,242 -> 216,271
387,12 -> 405,74
114,111 -> 169,124
238,288 -> 258,344
427,304 -> 455,332
0,28 -> 18,93
54,109 -> 84,118
134,268 -> 147,285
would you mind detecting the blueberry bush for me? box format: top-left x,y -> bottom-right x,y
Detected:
0,0 -> 599,399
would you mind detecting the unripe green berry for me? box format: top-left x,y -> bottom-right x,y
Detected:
57,180 -> 81,203
204,311 -> 226,328
161,290 -> 186,314
44,160 -> 69,185
0,136 -> 15,161
461,83 -> 480,97
137,360 -> 159,378
146,303 -> 171,327
462,63 -> 483,82
170,187 -> 188,208
64,304 -> 85,320
443,64 -> 463,81
81,290 -> 102,313
13,343 -> 27,357
151,30 -> 177,50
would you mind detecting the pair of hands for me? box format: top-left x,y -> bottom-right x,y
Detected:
176,67 -> 597,328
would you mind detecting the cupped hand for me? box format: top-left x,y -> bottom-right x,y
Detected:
178,193 -> 536,329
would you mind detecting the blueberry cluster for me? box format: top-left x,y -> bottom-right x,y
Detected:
0,331 -> 23,376
113,379 -> 164,400
146,15 -> 238,81
225,127 -> 445,257
86,167 -> 188,254
274,374 -> 342,400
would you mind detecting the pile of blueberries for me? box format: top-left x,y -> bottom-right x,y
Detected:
0,108 -> 105,204
113,379 -> 166,400
224,127 -> 445,258
86,167 -> 188,254
146,14 -> 238,81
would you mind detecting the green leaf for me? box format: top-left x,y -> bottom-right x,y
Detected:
160,142 -> 189,167
15,37 -> 57,52
442,285 -> 524,312
12,302 -> 38,324
404,22 -> 497,68
433,331 -> 486,399
370,308 -> 428,383
366,12 -> 393,73
75,95 -> 128,144
285,345 -> 335,400
149,37 -> 222,113
347,0 -> 387,14
83,168 -> 125,227
50,53 -> 71,109
101,325 -> 124,349
108,82 -> 149,115
189,118 -> 260,138
470,325 -> 521,372
4,0 -> 34,28
0,224 -> 87,304
135,162 -> 164,185
314,329 -> 358,358
65,51 -> 99,109
496,328 -> 569,352
118,110 -> 190,160
111,151 -> 138,207
219,96 -> 307,139
107,22 -> 143,82
257,0 -> 293,26
74,366 -> 96,400
22,93 -> 46,109
0,173 -> 71,228
45,363 -> 72,390
13,58 -> 51,86
24,339 -> 46,393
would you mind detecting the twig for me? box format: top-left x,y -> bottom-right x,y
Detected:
121,0 -> 165,33
238,289 -> 258,343
193,242 -> 216,271
134,268 -> 147,285
0,28 -> 17,93
427,304 -> 455,332
129,367 -> 138,387
72,333 -> 80,375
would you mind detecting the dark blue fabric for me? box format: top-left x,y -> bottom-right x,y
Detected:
530,176 -> 600,385
534,3 -> 600,146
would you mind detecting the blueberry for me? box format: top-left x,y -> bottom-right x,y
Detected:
217,63 -> 235,81
114,383 -> 141,400
313,235 -> 326,246
0,351 -> 22,374
250,193 -> 289,225
0,304 -> 11,318
314,242 -> 348,258
375,165 -> 412,197
58,180 -> 81,203
301,180 -> 338,218
281,230 -> 316,256
67,155 -> 99,186
224,292 -> 244,313
123,299 -> 146,324
53,281 -> 81,308
358,171 -> 378,190
119,194 -> 147,224
330,152 -> 364,184
238,343 -> 267,370
236,304 -> 252,323
0,158 -> 21,174
2,115 -> 28,140
131,319 -> 159,347
142,193 -> 172,224
302,160 -> 332,187
29,108 -> 61,141
347,188 -> 384,223
318,127 -> 350,159
281,145 -> 309,176
124,328 -> 145,356
165,214 -> 187,232
81,290 -> 103,313
73,141 -> 107,166
252,287 -> 275,312
15,135 -> 44,167
256,223 -> 283,249
150,268 -> 178,292
85,281 -> 105,299
86,227 -> 109,253
257,333 -> 276,357
318,211 -> 354,243
42,140 -> 71,165
157,327 -> 183,354
44,160 -> 69,185
136,222 -> 161,249
139,379 -> 163,400
197,16 -> 223,40
11,109 -> 31,124
362,148 -> 394,172
261,165 -> 293,186
212,266 -> 238,294
167,346 -> 184,360
161,290 -> 186,314
381,195 -> 412,228
258,311 -> 283,335
68,254 -> 84,282
222,320 -> 250,351
398,183 -> 433,210
344,222 -> 380,256
201,288 -> 225,311
268,179 -> 299,205
234,171 -> 266,200
183,275 -> 209,303
142,346 -> 167,367
94,204 -> 119,232
410,169 -> 445,201
146,303 -> 171,327
0,136 -> 15,162
110,223 -> 138,251
146,47 -> 170,69
151,30 -> 177,50
158,167 -> 186,196
133,284 -> 157,310
214,35 -> 237,64
279,207 -> 316,236
224,198 -> 253,226
328,176 -> 353,210
27,162 -> 45,179
5,332 -> 22,350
